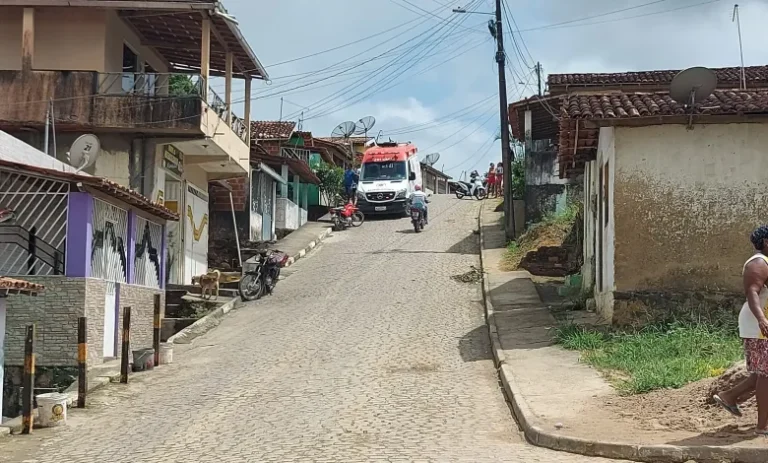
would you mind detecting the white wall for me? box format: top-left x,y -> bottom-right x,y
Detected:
582,160 -> 597,294
0,297 -> 6,420
594,127 -> 615,320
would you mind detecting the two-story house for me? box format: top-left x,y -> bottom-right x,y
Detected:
0,0 -> 267,285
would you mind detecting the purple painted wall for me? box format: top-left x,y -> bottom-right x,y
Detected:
65,192 -> 93,278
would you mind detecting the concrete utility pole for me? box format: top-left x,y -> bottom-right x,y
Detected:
494,0 -> 515,239
536,62 -> 543,96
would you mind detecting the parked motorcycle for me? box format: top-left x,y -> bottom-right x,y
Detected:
238,248 -> 289,301
410,205 -> 426,233
454,171 -> 488,200
330,202 -> 365,231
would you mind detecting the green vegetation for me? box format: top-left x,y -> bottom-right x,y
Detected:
510,156 -> 525,199
554,322 -> 743,395
315,161 -> 344,206
169,74 -> 199,96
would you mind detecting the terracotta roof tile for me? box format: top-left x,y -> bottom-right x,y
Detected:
564,90 -> 768,120
0,277 -> 44,294
548,65 -> 768,89
250,121 -> 296,140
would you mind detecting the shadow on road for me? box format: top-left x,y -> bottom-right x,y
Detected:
446,232 -> 479,255
458,325 -> 494,363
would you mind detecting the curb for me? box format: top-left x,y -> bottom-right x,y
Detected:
283,226 -> 332,268
168,297 -> 238,345
476,205 -> 766,463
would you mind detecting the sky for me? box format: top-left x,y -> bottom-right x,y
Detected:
215,0 -> 768,179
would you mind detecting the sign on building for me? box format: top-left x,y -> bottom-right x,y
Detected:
163,145 -> 184,177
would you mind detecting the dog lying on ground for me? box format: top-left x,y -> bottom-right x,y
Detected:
196,269 -> 221,300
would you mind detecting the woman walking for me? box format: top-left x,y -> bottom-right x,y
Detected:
713,225 -> 768,434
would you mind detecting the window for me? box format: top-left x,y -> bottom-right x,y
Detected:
122,45 -> 139,93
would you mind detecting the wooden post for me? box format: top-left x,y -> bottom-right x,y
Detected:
120,307 -> 131,384
153,294 -> 161,367
200,18 -> 211,101
225,52 -> 233,124
244,77 -> 252,146
21,8 -> 35,73
77,317 -> 87,408
21,324 -> 35,434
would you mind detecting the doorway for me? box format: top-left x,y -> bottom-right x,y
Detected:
164,174 -> 183,285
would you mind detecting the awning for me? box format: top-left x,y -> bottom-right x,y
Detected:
255,162 -> 287,184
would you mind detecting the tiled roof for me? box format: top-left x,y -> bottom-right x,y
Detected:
564,90 -> 768,120
0,159 -> 178,221
0,277 -> 44,294
250,121 -> 296,140
548,65 -> 768,89
316,136 -> 370,144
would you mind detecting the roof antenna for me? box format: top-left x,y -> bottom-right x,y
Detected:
670,67 -> 718,130
733,4 -> 746,90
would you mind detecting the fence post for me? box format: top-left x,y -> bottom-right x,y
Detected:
77,317 -> 87,408
120,307 -> 131,384
21,324 -> 35,434
153,294 -> 161,367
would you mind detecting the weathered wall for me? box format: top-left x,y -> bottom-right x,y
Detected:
524,148 -> 575,224
35,8 -> 108,71
0,8 -> 22,70
103,10 -> 169,74
592,127 -> 616,321
613,123 -> 768,294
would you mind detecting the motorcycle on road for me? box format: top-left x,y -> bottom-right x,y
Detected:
329,202 -> 365,231
410,205 -> 426,233
238,247 -> 290,301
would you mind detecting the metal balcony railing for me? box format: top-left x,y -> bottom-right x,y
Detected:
280,147 -> 311,165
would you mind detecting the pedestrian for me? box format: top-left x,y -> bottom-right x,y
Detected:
486,163 -> 497,197
713,225 -> 768,435
344,166 -> 359,205
495,162 -> 504,196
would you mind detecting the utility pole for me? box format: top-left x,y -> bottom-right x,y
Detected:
279,97 -> 284,121
536,62 -> 543,96
494,0 -> 515,239
733,4 -> 746,90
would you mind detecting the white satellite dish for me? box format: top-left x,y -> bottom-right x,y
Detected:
67,134 -> 101,173
670,67 -> 717,129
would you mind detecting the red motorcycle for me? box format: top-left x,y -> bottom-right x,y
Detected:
330,202 -> 365,231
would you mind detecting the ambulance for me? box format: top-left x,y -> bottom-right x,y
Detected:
356,142 -> 422,216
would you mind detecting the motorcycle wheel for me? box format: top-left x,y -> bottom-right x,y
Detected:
350,211 -> 365,227
420,219 -> 425,231
474,189 -> 487,200
413,220 -> 421,233
455,191 -> 465,199
238,273 -> 264,301
331,217 -> 341,232
268,267 -> 280,293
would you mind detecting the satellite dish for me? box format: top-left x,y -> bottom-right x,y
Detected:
331,121 -> 357,140
424,153 -> 440,166
670,67 -> 717,106
354,116 -> 376,136
67,134 -> 101,173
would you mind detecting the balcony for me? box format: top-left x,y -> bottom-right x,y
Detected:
0,70 -> 251,176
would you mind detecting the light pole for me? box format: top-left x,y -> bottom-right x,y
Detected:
453,3 -> 515,239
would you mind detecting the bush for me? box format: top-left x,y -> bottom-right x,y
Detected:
315,161 -> 344,206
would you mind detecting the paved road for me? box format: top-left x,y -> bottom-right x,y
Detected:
0,196 -> 622,462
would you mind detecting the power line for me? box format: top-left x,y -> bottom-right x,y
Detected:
422,108 -> 498,153
382,94 -> 497,135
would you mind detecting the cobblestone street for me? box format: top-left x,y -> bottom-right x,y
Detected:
0,196 -> 622,462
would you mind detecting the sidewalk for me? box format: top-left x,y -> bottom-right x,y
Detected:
479,200 -> 767,463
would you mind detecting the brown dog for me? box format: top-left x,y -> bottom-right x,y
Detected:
197,269 -> 221,300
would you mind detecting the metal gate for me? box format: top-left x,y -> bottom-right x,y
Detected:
261,175 -> 274,242
133,216 -> 162,288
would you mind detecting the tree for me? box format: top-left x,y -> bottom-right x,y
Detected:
511,156 -> 525,199
315,161 -> 344,206
169,74 -> 199,96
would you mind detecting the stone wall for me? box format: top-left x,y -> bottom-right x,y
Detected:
4,277 -> 86,366
118,283 -> 164,355
612,290 -> 743,328
84,278 -> 107,365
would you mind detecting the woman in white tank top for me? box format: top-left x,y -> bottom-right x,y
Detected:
713,226 -> 768,434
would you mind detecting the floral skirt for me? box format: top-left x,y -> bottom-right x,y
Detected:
744,338 -> 768,377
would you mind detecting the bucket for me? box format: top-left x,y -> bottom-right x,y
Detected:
36,393 -> 68,427
132,348 -> 155,372
158,343 -> 173,365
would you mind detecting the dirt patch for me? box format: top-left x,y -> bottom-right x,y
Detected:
602,376 -> 757,435
451,266 -> 482,284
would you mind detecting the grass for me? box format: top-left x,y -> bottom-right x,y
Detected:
501,202 -> 581,271
554,322 -> 743,395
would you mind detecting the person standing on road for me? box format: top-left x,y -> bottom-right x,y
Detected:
713,225 -> 768,434
344,166 -> 359,205
486,163 -> 497,197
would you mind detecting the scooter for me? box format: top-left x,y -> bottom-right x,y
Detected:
329,201 -> 365,231
454,172 -> 487,200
